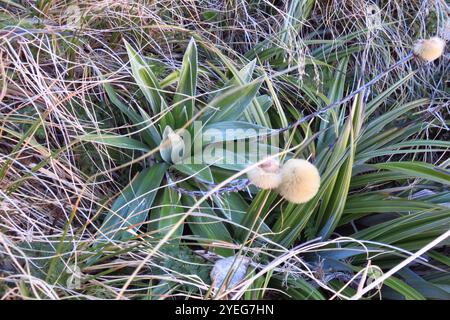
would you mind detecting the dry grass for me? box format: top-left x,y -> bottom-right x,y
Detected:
0,0 -> 449,300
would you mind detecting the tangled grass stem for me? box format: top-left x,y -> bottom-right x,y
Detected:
166,173 -> 250,196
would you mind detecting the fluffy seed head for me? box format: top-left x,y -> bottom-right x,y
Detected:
247,158 -> 282,189
413,37 -> 446,62
278,159 -> 321,204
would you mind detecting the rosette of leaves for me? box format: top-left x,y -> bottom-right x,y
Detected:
81,38 -> 278,257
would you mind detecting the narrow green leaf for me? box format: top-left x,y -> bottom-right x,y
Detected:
365,72 -> 416,118
362,99 -> 429,140
173,38 -> 198,127
182,196 -> 234,257
172,163 -> 214,184
203,121 -> 274,143
372,162 -> 450,186
98,164 -> 167,241
153,187 -> 184,241
124,41 -> 167,116
101,76 -> 160,148
384,277 -> 426,300
204,81 -> 262,123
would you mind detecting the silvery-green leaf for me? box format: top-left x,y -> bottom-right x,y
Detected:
160,126 -> 174,163
210,256 -> 250,290
160,126 -> 186,164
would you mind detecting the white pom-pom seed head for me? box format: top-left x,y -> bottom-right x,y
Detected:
413,37 -> 446,62
247,158 -> 282,190
278,159 -> 321,204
